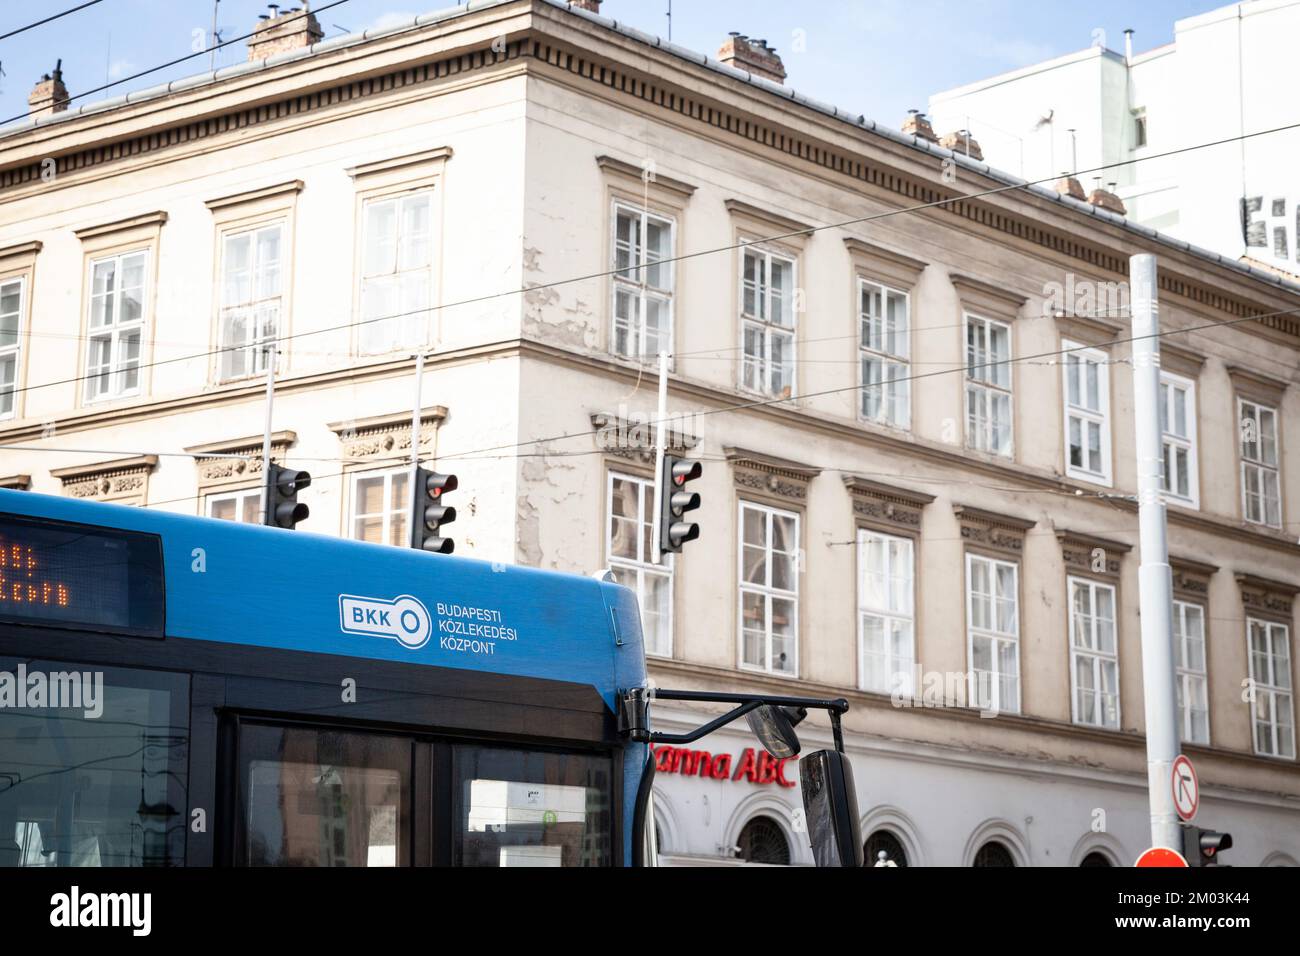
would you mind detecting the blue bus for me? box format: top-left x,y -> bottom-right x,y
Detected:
0,490 -> 860,867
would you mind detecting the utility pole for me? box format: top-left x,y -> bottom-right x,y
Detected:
406,350 -> 426,546
1130,253 -> 1181,851
651,349 -> 669,564
259,342 -> 277,524
210,0 -> 221,72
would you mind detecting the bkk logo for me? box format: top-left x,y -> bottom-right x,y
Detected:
339,594 -> 432,649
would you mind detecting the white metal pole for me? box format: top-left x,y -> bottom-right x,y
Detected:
259,344 -> 277,525
651,349 -> 669,565
1130,253 -> 1181,851
407,350 -> 425,548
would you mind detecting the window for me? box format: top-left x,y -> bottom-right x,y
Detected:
454,745 -> 612,867
360,192 -> 433,355
972,841 -> 1015,867
611,202 -> 673,361
1158,373 -> 1198,506
607,472 -> 672,656
1069,578 -> 1120,729
237,724 -> 410,866
1239,399 -> 1281,528
1080,851 -> 1113,867
1133,110 -> 1147,149
207,488 -> 262,524
218,224 -> 282,381
859,279 -> 910,427
964,314 -> 1012,456
350,469 -> 409,546
966,553 -> 1019,712
0,660 -> 187,867
739,501 -> 799,675
84,250 -> 147,401
1248,618 -> 1294,758
865,829 -> 908,867
858,529 -> 914,695
1062,343 -> 1111,484
0,277 -> 22,418
1174,600 -> 1209,745
736,816 -> 790,865
740,245 -> 796,398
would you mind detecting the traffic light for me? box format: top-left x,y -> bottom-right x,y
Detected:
411,466 -> 457,554
658,455 -> 702,554
1181,825 -> 1232,866
264,463 -> 311,529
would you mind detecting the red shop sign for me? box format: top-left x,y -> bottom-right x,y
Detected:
651,745 -> 796,788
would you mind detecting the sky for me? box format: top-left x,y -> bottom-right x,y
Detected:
0,0 -> 1234,129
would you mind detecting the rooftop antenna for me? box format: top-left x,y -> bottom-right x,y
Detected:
667,0 -> 672,42
209,0 -> 221,72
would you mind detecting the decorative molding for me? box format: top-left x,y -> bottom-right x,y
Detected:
1226,365 -> 1288,406
953,504 -> 1035,556
73,210 -> 168,241
1235,573 -> 1297,619
1055,529 -> 1132,578
590,411 -> 699,465
345,146 -> 453,181
1157,340 -> 1206,379
596,154 -> 696,198
842,237 -> 927,290
50,455 -> 157,504
1053,312 -> 1123,347
204,179 -> 304,211
1170,555 -> 1217,600
725,445 -> 820,502
185,430 -> 298,489
951,273 -> 1029,321
0,474 -> 31,490
0,241 -> 42,262
327,407 -> 447,461
842,474 -> 933,531
725,199 -> 815,242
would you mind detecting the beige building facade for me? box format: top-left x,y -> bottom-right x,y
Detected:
0,0 -> 1297,865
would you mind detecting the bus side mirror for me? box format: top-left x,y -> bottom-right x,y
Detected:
745,704 -> 804,758
799,749 -> 863,867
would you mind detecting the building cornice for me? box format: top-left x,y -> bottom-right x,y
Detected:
72,210 -> 168,241
204,179 -> 304,210
595,154 -> 696,198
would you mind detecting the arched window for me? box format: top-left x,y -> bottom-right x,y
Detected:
865,829 -> 908,867
1080,850 -> 1112,867
737,815 -> 790,865
972,840 -> 1015,867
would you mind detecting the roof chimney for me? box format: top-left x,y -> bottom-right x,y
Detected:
717,33 -> 787,84
569,0 -> 602,11
1053,173 -> 1087,200
1087,183 -> 1126,215
938,129 -> 983,161
901,109 -> 938,143
247,2 -> 323,61
29,60 -> 69,117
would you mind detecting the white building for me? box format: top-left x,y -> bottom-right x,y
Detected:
0,0 -> 1298,867
929,0 -> 1300,276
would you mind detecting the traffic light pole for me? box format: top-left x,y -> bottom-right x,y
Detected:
259,343 -> 277,526
406,350 -> 426,549
651,349 -> 669,565
1131,253 -> 1182,852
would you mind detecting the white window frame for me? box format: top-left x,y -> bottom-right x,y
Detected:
217,222 -> 283,382
858,278 -> 910,429
738,500 -> 800,677
84,249 -> 149,403
610,201 -> 674,362
1248,617 -> 1294,759
348,467 -> 410,547
1173,599 -> 1209,746
1061,342 -> 1112,485
965,553 -> 1020,713
964,313 -> 1013,457
857,528 -> 915,695
206,488 -> 263,524
739,243 -> 797,399
359,190 -> 436,356
1068,577 -> 1121,730
1239,398 -> 1282,529
1158,371 -> 1199,508
0,276 -> 24,420
606,471 -> 674,658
